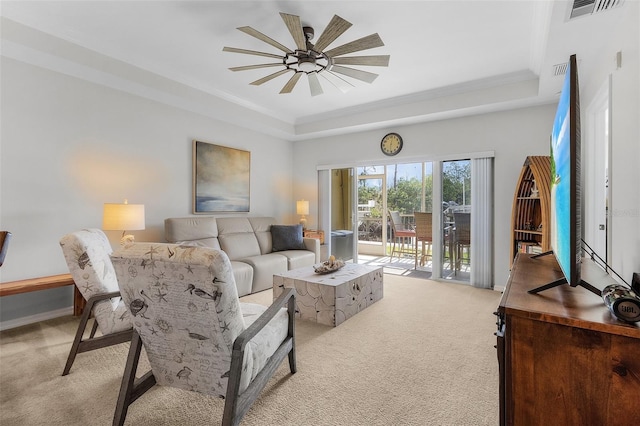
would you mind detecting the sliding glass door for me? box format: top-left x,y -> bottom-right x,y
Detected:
441,160 -> 471,282
319,155 -> 491,287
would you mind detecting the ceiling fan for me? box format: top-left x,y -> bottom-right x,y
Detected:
223,12 -> 390,96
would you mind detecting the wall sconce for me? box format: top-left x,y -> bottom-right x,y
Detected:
103,199 -> 145,245
296,199 -> 309,230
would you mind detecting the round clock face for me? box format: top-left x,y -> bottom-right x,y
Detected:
381,133 -> 403,156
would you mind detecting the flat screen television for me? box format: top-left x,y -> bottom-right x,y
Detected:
529,54 -> 600,296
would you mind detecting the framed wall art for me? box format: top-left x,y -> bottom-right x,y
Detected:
193,140 -> 250,213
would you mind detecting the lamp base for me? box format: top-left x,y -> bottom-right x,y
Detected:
299,217 -> 307,231
120,234 -> 136,247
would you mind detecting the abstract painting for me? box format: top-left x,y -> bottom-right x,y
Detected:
193,140 -> 250,213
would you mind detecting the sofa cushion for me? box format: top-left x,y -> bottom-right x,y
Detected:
277,249 -> 317,270
231,260 -> 253,297
271,224 -> 305,252
249,217 -> 276,254
165,217 -> 218,242
217,217 -> 261,260
239,253 -> 288,293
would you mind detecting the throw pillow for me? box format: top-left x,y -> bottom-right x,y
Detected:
271,224 -> 306,252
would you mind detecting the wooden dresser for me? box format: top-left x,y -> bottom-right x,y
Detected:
496,254 -> 640,425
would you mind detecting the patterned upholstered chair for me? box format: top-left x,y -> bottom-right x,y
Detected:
110,242 -> 296,426
59,229 -> 132,375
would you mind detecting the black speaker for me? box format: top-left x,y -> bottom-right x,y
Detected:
602,284 -> 640,323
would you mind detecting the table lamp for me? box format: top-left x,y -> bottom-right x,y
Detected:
296,199 -> 309,230
103,199 -> 145,245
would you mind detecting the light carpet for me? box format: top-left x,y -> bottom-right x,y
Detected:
0,274 -> 502,425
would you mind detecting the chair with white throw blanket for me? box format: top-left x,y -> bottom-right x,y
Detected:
110,242 -> 296,426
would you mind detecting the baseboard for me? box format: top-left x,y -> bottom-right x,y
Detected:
0,307 -> 73,331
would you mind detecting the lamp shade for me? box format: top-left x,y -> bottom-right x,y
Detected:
296,200 -> 309,216
103,202 -> 145,231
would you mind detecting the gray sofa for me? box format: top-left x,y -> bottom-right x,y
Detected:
164,216 -> 320,296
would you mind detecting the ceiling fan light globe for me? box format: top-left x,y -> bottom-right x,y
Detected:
298,58 -> 317,72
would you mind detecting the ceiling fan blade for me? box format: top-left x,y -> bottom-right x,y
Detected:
280,13 -> 307,51
332,55 -> 390,67
318,70 -> 354,93
223,47 -> 284,60
250,69 -> 291,86
307,72 -> 323,96
280,72 -> 303,94
329,65 -> 379,83
324,33 -> 384,58
237,26 -> 292,53
229,63 -> 284,72
312,15 -> 352,53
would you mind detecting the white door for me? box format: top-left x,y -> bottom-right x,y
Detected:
584,78 -> 610,262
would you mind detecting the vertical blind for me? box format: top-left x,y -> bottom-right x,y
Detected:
470,157 -> 494,288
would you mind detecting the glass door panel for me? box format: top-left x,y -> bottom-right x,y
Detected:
441,160 -> 471,282
415,162 -> 434,271
357,166 -> 385,256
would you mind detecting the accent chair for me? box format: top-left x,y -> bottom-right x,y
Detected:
59,228 -> 132,375
110,242 -> 297,426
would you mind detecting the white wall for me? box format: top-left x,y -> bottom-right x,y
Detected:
292,104 -> 557,289
580,1 -> 640,285
0,57 -> 293,325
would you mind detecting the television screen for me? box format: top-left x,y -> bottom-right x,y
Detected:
550,54 -> 580,286
529,54 -> 599,296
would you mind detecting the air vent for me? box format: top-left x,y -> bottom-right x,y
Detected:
553,62 -> 568,76
570,0 -> 625,19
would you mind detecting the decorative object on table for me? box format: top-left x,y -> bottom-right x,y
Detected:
602,284 -> 640,323
380,132 -> 403,156
297,199 -> 309,230
223,12 -> 389,96
102,200 -> 145,246
314,255 -> 345,274
193,140 -> 250,213
510,156 -> 551,266
303,229 -> 325,244
530,179 -> 539,198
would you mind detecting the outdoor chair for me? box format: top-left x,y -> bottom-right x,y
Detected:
59,229 -> 132,375
388,210 -> 416,262
413,212 -> 433,269
453,212 -> 471,273
110,242 -> 296,426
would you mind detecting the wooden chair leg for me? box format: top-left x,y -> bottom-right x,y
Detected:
113,331 -> 156,426
62,303 -> 93,376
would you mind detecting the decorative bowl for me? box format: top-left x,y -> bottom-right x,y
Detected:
314,259 -> 345,274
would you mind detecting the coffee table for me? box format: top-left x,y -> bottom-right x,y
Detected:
273,263 -> 384,327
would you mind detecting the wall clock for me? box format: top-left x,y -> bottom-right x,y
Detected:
380,132 -> 403,156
